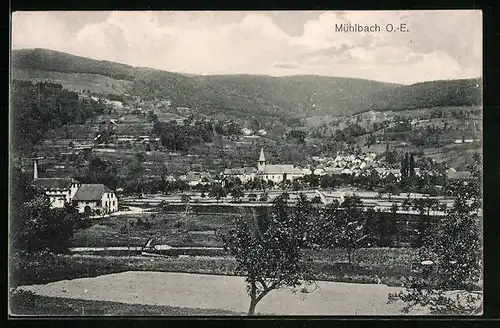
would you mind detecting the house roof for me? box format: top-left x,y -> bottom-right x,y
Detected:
243,167 -> 257,174
186,173 -> 202,181
447,171 -> 472,180
262,164 -> 294,174
33,178 -> 79,191
72,184 -> 113,201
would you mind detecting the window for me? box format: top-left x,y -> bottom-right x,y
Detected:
113,201 -> 115,206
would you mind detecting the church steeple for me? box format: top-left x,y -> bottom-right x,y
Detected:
258,148 -> 266,172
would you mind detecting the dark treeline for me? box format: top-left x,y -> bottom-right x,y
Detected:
11,80 -> 108,155
151,118 -> 242,151
369,78 -> 482,111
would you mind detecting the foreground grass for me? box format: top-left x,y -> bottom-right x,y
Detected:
10,248 -> 418,288
71,212 -> 236,248
9,292 -> 240,316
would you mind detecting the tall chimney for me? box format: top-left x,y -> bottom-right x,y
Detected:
33,159 -> 38,180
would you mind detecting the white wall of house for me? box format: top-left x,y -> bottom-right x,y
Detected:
75,192 -> 118,214
261,173 -> 293,183
188,180 -> 200,187
45,190 -> 71,208
75,200 -> 100,213
101,192 -> 119,213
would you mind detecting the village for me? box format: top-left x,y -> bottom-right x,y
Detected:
10,11 -> 482,317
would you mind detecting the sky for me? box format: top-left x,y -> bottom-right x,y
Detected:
11,10 -> 482,85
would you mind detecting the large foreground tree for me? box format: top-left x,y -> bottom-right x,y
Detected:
222,194 -> 314,315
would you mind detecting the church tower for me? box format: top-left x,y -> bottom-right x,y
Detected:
258,148 -> 266,172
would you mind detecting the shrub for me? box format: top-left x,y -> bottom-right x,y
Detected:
9,289 -> 38,314
74,219 -> 92,230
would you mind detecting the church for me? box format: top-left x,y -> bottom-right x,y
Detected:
257,148 -> 298,183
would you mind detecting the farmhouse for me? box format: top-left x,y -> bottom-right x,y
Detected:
33,178 -> 81,209
32,160 -> 81,208
72,184 -> 119,214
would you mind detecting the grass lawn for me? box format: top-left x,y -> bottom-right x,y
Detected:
11,247 -> 418,288
15,271 -> 424,315
71,212 -> 238,248
9,292 -> 239,316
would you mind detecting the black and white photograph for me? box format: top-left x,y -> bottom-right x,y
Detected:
9,10 -> 482,316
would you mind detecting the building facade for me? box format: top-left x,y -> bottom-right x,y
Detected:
72,184 -> 119,214
32,178 -> 82,208
257,148 -> 296,183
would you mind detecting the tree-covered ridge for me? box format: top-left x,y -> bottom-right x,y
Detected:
12,49 -> 482,120
368,78 -> 482,112
12,48 -> 136,81
10,79 -> 108,155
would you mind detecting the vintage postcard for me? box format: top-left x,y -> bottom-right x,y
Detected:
9,10 -> 482,316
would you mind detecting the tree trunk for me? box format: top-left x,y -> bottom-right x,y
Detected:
248,298 -> 257,315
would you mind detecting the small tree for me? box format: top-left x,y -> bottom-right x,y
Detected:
180,194 -> 191,203
209,184 -> 228,202
223,194 -> 314,315
11,196 -> 79,253
230,186 -> 244,202
339,195 -> 367,264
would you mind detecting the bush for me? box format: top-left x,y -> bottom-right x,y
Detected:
11,196 -> 79,253
9,289 -> 38,314
74,219 -> 92,230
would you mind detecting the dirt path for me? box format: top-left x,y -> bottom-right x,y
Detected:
19,271 -> 427,315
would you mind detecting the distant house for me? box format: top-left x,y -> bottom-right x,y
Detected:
313,168 -> 325,176
447,170 -> 472,180
301,168 -> 313,176
185,172 -> 202,186
165,175 -> 177,182
324,167 -> 343,176
241,128 -> 253,136
72,184 -> 118,214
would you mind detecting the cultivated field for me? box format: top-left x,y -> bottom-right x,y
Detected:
17,271 -> 426,316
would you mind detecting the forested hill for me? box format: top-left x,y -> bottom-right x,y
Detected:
10,80 -> 108,156
12,49 -> 400,118
366,78 -> 482,112
12,48 -> 482,119
12,48 -> 136,81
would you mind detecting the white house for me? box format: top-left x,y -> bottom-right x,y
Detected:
72,184 -> 118,214
185,172 -> 202,186
31,160 -> 81,209
313,168 -> 325,176
33,178 -> 82,209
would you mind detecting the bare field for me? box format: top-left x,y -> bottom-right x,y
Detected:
18,271 -> 424,315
